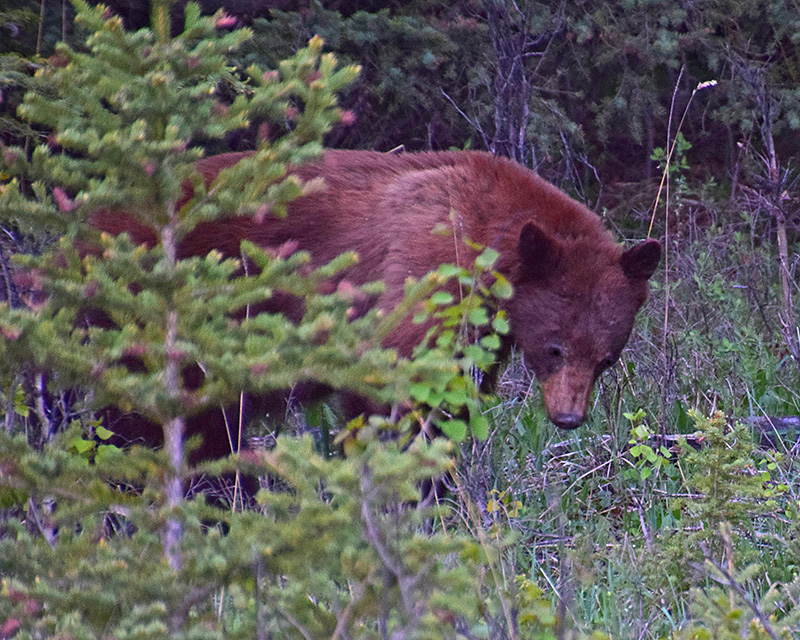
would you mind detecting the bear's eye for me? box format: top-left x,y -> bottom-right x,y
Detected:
546,344 -> 564,359
602,355 -> 616,369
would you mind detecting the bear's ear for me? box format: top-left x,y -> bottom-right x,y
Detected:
620,239 -> 661,280
517,222 -> 561,280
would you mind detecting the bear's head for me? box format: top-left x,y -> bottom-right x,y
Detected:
506,222 -> 660,429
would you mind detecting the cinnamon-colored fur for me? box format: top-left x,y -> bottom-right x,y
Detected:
90,150 -> 660,450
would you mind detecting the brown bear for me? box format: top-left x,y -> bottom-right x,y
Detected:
90,149 -> 660,437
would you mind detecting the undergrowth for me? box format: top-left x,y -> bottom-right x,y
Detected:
460,215 -> 800,638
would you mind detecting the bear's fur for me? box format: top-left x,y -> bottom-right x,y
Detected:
89,149 -> 660,452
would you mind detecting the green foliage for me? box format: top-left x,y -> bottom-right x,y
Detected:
407,246 -> 512,441
651,132 -> 691,174
469,392 -> 800,638
642,411 -> 799,638
674,412 -> 783,536
0,421 -> 574,639
624,408 -> 672,482
672,560 -> 800,640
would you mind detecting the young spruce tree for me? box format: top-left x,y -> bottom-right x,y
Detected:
0,0 -> 375,570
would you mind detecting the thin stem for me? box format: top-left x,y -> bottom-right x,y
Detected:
161,200 -> 184,571
163,312 -> 184,571
152,0 -> 171,44
649,71 -> 717,425
36,0 -> 46,56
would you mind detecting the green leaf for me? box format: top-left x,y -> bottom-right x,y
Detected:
490,275 -> 513,300
475,248 -> 499,270
435,329 -> 455,348
430,291 -> 454,306
410,383 -> 431,403
95,425 -> 115,440
96,444 -> 121,461
437,263 -> 463,278
480,334 -> 500,350
470,413 -> 489,440
492,314 -> 510,334
444,389 -> 467,405
468,307 -> 489,326
71,437 -> 94,454
13,385 -> 29,418
440,419 -> 468,442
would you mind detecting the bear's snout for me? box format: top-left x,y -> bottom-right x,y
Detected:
549,412 -> 585,430
540,367 -> 594,430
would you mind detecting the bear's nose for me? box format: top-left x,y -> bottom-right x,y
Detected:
550,413 -> 584,430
